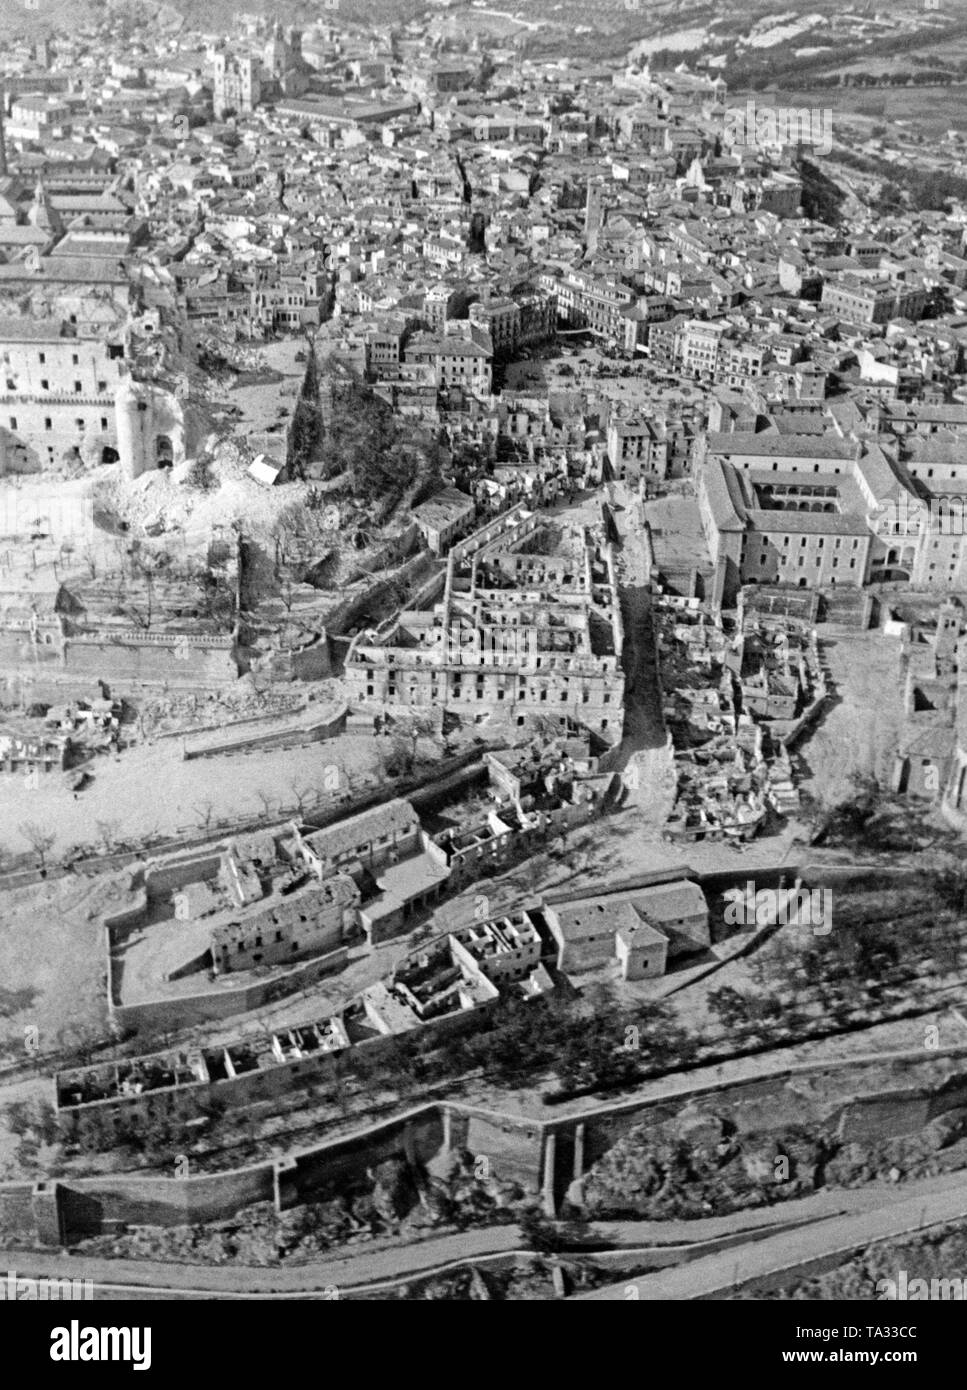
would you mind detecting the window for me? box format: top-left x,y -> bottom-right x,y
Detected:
8,417 -> 15,430
40,380 -> 48,390
44,418 -> 52,431
74,382 -> 82,393
38,353 -> 45,364
72,354 -> 79,365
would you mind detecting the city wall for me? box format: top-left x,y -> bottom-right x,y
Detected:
55,1163 -> 276,1238
15,1048 -> 967,1247
108,947 -> 350,1038
62,634 -> 238,686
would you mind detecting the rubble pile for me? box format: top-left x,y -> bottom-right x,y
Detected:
655,592 -> 827,840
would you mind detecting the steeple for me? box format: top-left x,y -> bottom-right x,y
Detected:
28,176 -> 61,237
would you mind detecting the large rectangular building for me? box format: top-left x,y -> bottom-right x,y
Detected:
696,431 -> 883,607
0,319 -> 127,472
344,505 -> 626,743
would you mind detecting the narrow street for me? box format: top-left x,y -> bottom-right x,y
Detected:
12,1166 -> 967,1300
605,481 -> 676,828
576,1171 -> 967,1300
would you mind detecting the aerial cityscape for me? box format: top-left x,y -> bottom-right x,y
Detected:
3,0 -> 967,1331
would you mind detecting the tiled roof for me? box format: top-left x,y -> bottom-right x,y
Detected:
707,431 -> 852,459
301,798 -> 418,861
746,509 -> 869,536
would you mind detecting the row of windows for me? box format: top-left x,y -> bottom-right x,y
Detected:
748,536 -> 861,551
8,378 -> 108,393
10,416 -> 112,432
734,460 -> 844,475
755,555 -> 858,569
372,681 -> 610,705
230,928 -> 289,951
29,343 -> 122,364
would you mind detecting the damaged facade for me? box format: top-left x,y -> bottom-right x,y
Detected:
344,504 -> 626,744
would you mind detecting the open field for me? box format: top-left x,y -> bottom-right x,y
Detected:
0,728 -> 397,862
795,629 -> 906,809
0,873 -> 119,1053
751,84 -> 967,136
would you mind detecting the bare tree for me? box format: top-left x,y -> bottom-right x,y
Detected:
95,819 -> 122,854
18,821 -> 56,870
397,712 -> 438,766
288,779 -> 314,816
193,801 -> 215,832
141,821 -> 162,847
55,1022 -> 100,1067
389,730 -> 414,777
373,737 -> 391,786
280,575 -> 297,616
254,789 -> 275,819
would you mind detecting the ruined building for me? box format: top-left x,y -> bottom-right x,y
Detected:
344,504 -> 626,743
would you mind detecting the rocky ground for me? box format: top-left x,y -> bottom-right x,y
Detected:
732,1218 -> 967,1300
70,1150 -> 527,1267
581,1108 -> 967,1223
